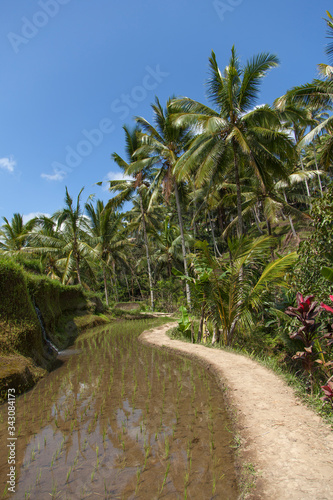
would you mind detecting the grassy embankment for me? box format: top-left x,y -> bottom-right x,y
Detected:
0,257 -> 111,401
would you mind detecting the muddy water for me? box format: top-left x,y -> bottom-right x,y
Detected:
0,318 -> 239,499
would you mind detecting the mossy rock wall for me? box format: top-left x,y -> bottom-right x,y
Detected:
0,258 -> 44,363
0,258 -> 105,401
26,276 -> 85,341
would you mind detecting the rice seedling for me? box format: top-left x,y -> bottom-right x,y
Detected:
73,450 -> 79,468
24,488 -> 31,499
184,470 -> 190,499
186,440 -> 191,461
143,446 -> 150,470
159,462 -> 170,495
66,465 -> 72,483
164,435 -> 170,459
50,481 -> 58,499
35,468 -> 42,485
135,467 -> 141,494
212,472 -> 217,496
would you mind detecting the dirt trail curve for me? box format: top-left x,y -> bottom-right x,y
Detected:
139,322 -> 333,500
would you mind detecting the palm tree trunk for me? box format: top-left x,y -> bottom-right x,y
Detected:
300,154 -> 311,200
174,182 -> 191,309
197,303 -> 205,343
111,264 -> 119,302
208,211 -> 222,257
283,190 -> 297,238
253,205 -> 263,234
265,218 -> 275,261
313,143 -> 323,197
102,264 -> 109,306
232,140 -> 243,236
140,195 -> 154,310
75,254 -> 81,285
122,270 -> 131,300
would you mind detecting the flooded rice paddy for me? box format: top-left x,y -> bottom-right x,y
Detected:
0,318 -> 239,499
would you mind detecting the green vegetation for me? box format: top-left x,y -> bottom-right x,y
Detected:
0,256 -> 111,401
1,11 -> 333,412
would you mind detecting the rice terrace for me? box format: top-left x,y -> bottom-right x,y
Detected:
1,2 -> 333,499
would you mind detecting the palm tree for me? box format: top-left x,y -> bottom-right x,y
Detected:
190,237 -> 297,346
49,187 -> 97,285
171,48 -> 295,237
152,214 -> 184,277
0,213 -> 37,253
129,97 -> 194,308
324,11 -> 333,66
85,200 -> 130,306
110,125 -> 156,310
275,13 -> 333,169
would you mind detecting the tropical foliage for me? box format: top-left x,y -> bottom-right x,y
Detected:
1,11 -> 333,406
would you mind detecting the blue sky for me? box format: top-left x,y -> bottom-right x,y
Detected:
0,0 -> 330,222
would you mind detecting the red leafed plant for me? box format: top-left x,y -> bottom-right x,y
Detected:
321,295 -> 333,315
285,293 -> 321,347
285,293 -> 322,393
319,296 -> 333,407
321,379 -> 333,408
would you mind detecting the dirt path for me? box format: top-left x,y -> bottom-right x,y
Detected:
139,323 -> 333,500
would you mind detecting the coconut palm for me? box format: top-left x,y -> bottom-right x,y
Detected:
51,187 -> 99,285
0,213 -> 37,253
190,237 -> 297,346
171,48 -> 295,236
324,11 -> 333,67
109,125 -> 156,310
128,97 -> 194,308
152,215 -> 185,277
85,200 -> 130,306
275,13 -> 333,169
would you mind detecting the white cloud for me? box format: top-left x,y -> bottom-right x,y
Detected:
101,171 -> 133,191
105,171 -> 133,182
0,156 -> 16,173
41,169 -> 67,181
23,212 -> 51,224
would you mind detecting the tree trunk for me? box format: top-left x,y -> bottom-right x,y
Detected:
111,264 -> 119,302
300,154 -> 311,201
102,264 -> 109,306
265,218 -> 275,261
140,195 -> 154,311
253,205 -> 263,234
313,143 -> 323,197
283,190 -> 297,238
174,182 -> 191,309
122,270 -> 131,300
212,326 -> 221,345
208,211 -> 222,257
197,303 -> 205,343
232,140 -> 243,236
76,255 -> 81,285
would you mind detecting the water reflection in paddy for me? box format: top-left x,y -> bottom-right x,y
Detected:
0,318 -> 239,499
